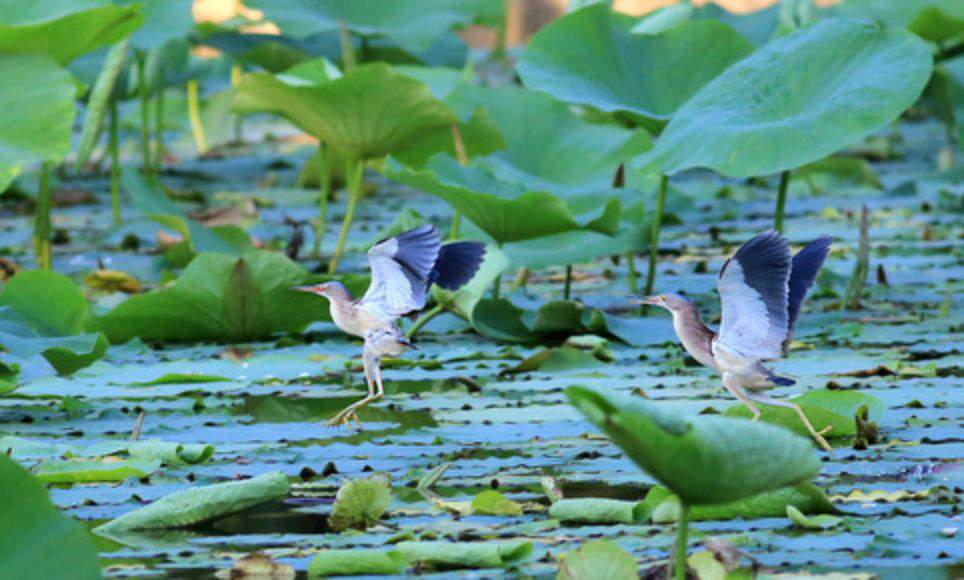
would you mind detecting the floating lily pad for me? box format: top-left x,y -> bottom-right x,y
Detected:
97,251 -> 328,343
308,549 -> 408,577
557,540 -> 638,580
95,471 -> 289,534
0,455 -> 101,580
549,498 -> 648,524
33,457 -> 161,484
787,504 -> 843,530
649,19 -> 933,177
470,490 -> 523,516
566,386 -> 821,505
394,540 -> 532,570
645,482 -> 837,522
127,440 -> 215,466
329,473 -> 392,531
518,4 -> 753,120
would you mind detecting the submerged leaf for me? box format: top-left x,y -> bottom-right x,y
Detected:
329,473 -> 393,531
0,455 -> 101,580
95,471 -> 289,534
557,540 -> 637,580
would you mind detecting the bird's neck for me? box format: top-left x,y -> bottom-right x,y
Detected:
670,307 -> 718,370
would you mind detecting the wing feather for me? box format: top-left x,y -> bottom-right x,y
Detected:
716,231 -> 791,362
360,225 -> 441,320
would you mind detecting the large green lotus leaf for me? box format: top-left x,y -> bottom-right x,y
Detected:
0,270 -> 90,336
94,471 -> 289,534
517,4 -> 753,120
643,482 -> 837,522
0,359 -> 20,394
649,18 -> 933,177
120,0 -> 193,51
830,0 -> 964,44
384,155 -> 620,245
0,307 -> 108,376
443,84 -> 651,191
97,251 -> 329,343
0,53 -> 78,193
0,456 -> 101,580
247,0 -> 498,54
725,389 -> 884,439
566,386 -> 821,505
0,0 -> 142,66
234,62 -> 456,159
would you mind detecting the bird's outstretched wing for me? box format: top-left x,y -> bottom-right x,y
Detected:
716,231 -> 791,362
360,225 -> 441,321
783,235 -> 832,353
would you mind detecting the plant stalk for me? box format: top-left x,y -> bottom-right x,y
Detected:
492,243 -> 503,299
314,142 -> 332,257
339,21 -> 355,71
563,265 -> 572,300
34,162 -> 53,269
644,174 -> 668,297
627,253 -> 638,294
153,87 -> 164,171
774,169 -> 791,233
406,302 -> 444,339
328,157 -> 364,274
842,204 -> 869,310
187,79 -> 208,155
136,50 -> 151,174
674,503 -> 690,580
231,63 -> 243,143
109,100 -> 121,226
449,123 -> 468,240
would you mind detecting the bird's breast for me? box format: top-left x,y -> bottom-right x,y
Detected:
330,303 -> 392,338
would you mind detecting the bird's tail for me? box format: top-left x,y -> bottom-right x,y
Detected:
769,373 -> 796,387
431,241 -> 486,290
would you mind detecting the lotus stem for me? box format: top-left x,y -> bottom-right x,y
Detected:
153,87 -> 164,172
774,169 -> 791,233
842,204 -> 869,310
448,123 -> 468,240
109,100 -> 121,226
450,212 -> 461,240
314,142 -> 332,257
136,50 -> 151,174
187,79 -> 208,155
563,264 -> 573,300
644,174 -> 668,297
34,162 -> 53,269
674,503 -> 690,580
231,63 -> 243,144
492,243 -> 503,299
406,302 -> 443,339
339,21 -> 355,71
627,253 -> 638,294
328,157 -> 364,274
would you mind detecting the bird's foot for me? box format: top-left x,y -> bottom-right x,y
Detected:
326,404 -> 366,429
812,430 -> 833,453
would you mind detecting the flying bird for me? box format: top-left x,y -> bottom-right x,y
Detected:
295,225 -> 485,427
641,231 -> 833,451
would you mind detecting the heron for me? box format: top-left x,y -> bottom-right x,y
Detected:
295,225 -> 485,427
641,231 -> 834,451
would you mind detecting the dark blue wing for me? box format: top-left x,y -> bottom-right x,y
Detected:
784,235 -> 831,350
432,241 -> 486,290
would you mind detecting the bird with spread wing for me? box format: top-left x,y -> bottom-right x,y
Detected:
641,231 -> 834,451
295,226 -> 485,427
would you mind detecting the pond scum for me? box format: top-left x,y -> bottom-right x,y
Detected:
0,1 -> 961,579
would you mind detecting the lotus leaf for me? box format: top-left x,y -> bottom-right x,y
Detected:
518,4 -> 754,120
0,455 -> 101,580
0,53 -> 78,193
557,540 -> 638,580
724,389 -> 884,439
0,0 -> 142,65
649,19 -> 934,177
308,549 -> 408,577
566,386 -> 821,505
33,457 -> 161,483
394,540 -> 532,570
97,251 -> 328,343
94,471 -> 289,534
329,473 -> 392,531
830,0 -> 964,44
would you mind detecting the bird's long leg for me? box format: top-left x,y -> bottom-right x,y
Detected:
745,392 -> 833,453
373,358 -> 384,401
722,373 -> 761,421
327,354 -> 375,428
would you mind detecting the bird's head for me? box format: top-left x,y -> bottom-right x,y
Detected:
639,293 -> 692,313
291,281 -> 352,302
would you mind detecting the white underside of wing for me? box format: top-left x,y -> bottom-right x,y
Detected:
717,260 -> 786,362
360,239 -> 427,321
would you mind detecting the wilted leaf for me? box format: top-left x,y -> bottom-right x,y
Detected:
557,540 -> 637,580
787,505 -> 843,530
329,473 -> 392,531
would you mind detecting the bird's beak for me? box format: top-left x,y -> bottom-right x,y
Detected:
638,295 -> 661,306
291,285 -> 319,294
